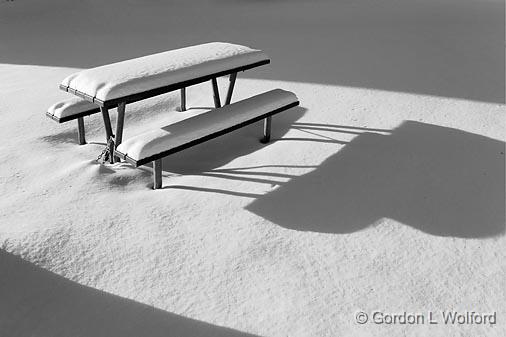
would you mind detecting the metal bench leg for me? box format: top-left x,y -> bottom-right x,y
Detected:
100,107 -> 113,141
180,87 -> 186,111
211,78 -> 221,108
77,117 -> 86,145
153,159 -> 162,189
261,116 -> 272,143
224,72 -> 237,105
113,102 -> 126,162
115,102 -> 126,147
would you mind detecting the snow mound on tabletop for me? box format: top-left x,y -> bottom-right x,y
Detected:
60,42 -> 269,102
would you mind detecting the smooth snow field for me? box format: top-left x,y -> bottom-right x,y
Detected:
0,1 -> 505,337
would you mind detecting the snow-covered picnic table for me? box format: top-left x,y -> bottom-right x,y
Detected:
58,42 -> 270,148
48,41 -> 299,188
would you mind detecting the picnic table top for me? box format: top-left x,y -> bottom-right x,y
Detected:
59,42 -> 269,108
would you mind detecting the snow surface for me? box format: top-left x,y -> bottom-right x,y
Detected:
47,97 -> 98,120
2,62 -> 504,337
117,89 -> 298,162
60,42 -> 268,102
1,1 -> 505,337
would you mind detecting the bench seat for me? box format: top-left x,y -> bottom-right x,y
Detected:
115,89 -> 299,188
60,42 -> 269,106
46,98 -> 100,123
46,98 -> 102,144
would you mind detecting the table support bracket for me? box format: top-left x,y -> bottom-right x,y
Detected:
225,72 -> 237,105
115,102 -> 126,147
100,107 -> 114,141
211,78 -> 221,108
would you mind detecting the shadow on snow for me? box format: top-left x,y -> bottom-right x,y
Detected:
0,250 -> 260,337
245,120 -> 505,238
1,0 -> 503,103
165,118 -> 504,238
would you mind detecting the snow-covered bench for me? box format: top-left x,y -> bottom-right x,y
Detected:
46,98 -> 101,144
115,89 -> 299,189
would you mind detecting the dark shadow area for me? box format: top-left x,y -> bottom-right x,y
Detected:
40,130 -> 79,144
157,106 -> 306,174
1,0 -> 503,103
245,121 -> 505,238
0,250 -> 261,337
165,185 -> 261,198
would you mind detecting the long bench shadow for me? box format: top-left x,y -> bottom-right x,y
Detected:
0,250 -> 260,337
245,121 -> 505,238
40,130 -> 78,144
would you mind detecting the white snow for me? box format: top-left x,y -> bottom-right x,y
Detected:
116,89 -> 297,162
60,42 -> 268,102
0,1 -> 505,337
47,97 -> 98,121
